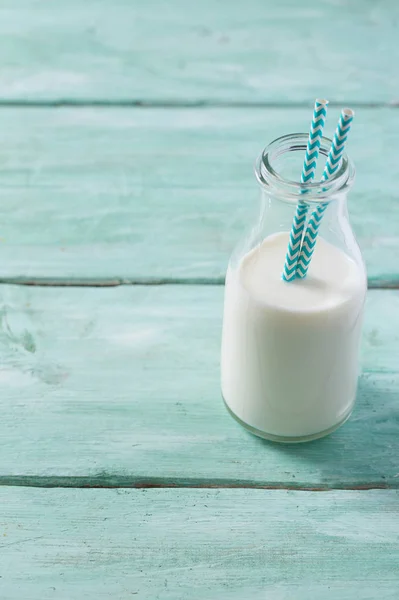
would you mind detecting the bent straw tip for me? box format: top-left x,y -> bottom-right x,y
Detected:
342,107 -> 355,119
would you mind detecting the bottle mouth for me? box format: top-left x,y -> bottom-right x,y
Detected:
255,133 -> 355,204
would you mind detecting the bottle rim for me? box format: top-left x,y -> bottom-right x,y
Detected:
255,133 -> 355,205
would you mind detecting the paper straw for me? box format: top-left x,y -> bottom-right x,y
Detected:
282,99 -> 329,281
296,108 -> 355,278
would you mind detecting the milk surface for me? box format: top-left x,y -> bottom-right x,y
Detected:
221,232 -> 366,440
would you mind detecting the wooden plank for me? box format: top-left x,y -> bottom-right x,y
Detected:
0,487 -> 398,599
1,0 -> 399,103
0,284 -> 398,486
0,107 -> 397,284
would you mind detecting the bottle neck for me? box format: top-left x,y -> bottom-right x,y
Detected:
255,133 -> 355,207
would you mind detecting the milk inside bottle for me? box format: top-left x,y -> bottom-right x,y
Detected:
221,133 -> 366,442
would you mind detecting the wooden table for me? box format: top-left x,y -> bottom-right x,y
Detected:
1,1 -> 398,597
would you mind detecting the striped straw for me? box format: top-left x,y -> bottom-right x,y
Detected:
296,108 -> 355,278
282,99 -> 328,281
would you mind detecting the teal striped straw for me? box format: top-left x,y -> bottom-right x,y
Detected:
296,108 -> 355,279
282,99 -> 328,281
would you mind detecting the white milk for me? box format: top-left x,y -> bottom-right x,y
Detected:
221,231 -> 366,441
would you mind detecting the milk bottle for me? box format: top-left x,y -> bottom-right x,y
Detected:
221,134 -> 366,442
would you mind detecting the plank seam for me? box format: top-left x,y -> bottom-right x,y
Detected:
0,100 -> 398,109
0,477 -> 396,491
0,278 -> 396,289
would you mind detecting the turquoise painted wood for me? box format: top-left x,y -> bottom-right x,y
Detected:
1,0 -> 398,594
1,0 -> 399,104
0,107 -> 398,284
0,487 -> 398,599
0,284 -> 397,487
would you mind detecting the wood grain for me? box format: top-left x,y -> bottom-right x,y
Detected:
1,1 -> 397,594
0,107 -> 398,284
0,284 -> 397,487
0,487 -> 398,599
1,0 -> 399,104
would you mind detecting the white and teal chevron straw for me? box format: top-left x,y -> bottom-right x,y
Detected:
282,99 -> 328,282
296,108 -> 355,278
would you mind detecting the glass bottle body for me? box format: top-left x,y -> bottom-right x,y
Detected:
221,134 -> 367,442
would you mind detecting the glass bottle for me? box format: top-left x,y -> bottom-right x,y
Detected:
221,134 -> 367,443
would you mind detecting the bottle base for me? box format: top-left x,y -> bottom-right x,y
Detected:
222,395 -> 353,443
